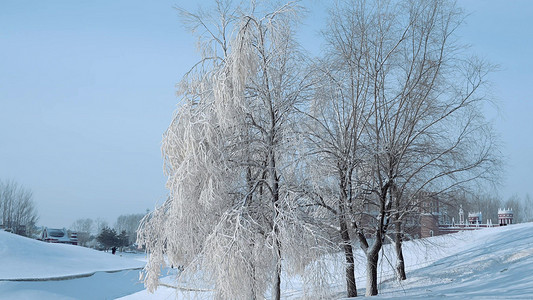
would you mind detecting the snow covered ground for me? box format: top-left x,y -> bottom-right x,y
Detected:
2,223 -> 533,299
0,230 -> 146,299
374,223 -> 533,299
0,230 -> 144,280
121,223 -> 533,299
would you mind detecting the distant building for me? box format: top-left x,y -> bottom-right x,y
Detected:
418,202 -> 513,238
498,208 -> 513,226
468,212 -> 482,225
39,227 -> 78,245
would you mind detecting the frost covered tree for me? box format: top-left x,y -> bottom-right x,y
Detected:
0,179 -> 38,237
319,0 -> 500,295
467,193 -> 501,225
95,218 -> 109,235
114,213 -> 144,245
70,218 -> 94,247
504,195 -> 524,223
301,27 -> 374,297
523,194 -> 533,222
137,1 -> 325,299
136,0 -> 501,297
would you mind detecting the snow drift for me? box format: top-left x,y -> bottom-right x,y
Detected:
123,223 -> 533,299
0,230 -> 144,280
2,223 -> 533,299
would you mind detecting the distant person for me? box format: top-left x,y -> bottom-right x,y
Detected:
112,246 -> 117,255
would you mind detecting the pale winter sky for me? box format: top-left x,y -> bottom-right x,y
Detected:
1,0 -> 532,228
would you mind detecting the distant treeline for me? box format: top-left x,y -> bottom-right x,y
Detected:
0,179 -> 38,237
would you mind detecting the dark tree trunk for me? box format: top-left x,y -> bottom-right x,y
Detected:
395,230 -> 407,280
339,171 -> 357,297
273,238 -> 281,300
364,188 -> 390,296
392,188 -> 407,281
269,138 -> 281,300
340,217 -> 357,297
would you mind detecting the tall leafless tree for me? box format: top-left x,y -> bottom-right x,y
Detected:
0,179 -> 39,237
524,194 -> 533,222
321,0 -> 500,295
114,213 -> 144,245
301,30 -> 374,295
71,218 -> 94,246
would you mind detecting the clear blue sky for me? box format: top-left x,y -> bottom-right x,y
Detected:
1,0 -> 531,228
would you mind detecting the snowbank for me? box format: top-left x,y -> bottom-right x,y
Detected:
122,223 -> 533,299
0,230 -> 145,280
375,223 -> 533,299
3,223 -> 533,299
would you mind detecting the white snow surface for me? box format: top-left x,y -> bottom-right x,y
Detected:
0,230 -> 144,280
372,223 -> 533,299
0,230 -> 147,299
121,223 -> 533,299
2,223 -> 533,299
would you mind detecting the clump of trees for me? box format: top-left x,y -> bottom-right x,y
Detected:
70,218 -> 94,247
114,213 -> 145,245
0,179 -> 39,237
138,0 -> 501,298
71,213 -> 145,249
96,226 -> 128,251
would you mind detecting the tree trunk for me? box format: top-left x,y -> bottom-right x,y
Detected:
393,189 -> 407,281
339,171 -> 357,297
269,137 -> 281,300
395,230 -> 407,280
365,199 -> 385,297
272,238 -> 281,300
365,247 -> 380,296
340,217 -> 357,297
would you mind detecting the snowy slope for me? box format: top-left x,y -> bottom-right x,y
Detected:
375,223 -> 533,299
0,230 -> 144,280
2,223 -> 533,299
121,223 -> 533,299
